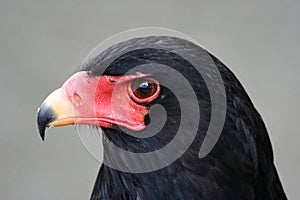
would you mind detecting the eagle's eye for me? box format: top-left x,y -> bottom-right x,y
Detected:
129,78 -> 159,103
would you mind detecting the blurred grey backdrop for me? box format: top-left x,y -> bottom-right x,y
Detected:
0,0 -> 299,199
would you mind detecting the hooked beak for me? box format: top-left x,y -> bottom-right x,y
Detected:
37,88 -> 74,141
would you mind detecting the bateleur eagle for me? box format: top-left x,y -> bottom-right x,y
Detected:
37,36 -> 287,200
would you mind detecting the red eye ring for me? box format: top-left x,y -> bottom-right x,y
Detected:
128,78 -> 160,103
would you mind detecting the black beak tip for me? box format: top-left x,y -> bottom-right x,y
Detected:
37,104 -> 55,142
38,120 -> 46,141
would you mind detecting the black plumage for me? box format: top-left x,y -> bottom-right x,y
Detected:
79,36 -> 287,200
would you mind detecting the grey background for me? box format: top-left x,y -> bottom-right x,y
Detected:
0,0 -> 299,199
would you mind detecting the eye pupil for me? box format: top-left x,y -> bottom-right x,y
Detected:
139,81 -> 151,94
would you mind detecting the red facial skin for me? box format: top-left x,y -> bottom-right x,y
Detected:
59,71 -> 160,131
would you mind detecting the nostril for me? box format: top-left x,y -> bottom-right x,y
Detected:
73,93 -> 83,108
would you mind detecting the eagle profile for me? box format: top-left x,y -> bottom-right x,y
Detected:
37,36 -> 287,200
